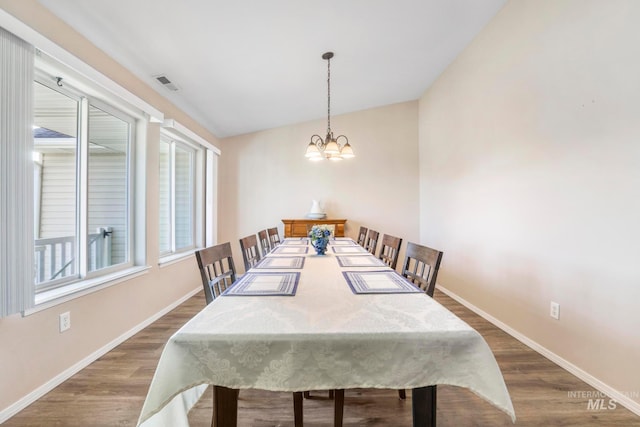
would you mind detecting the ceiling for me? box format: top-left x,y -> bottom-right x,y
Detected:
37,0 -> 506,138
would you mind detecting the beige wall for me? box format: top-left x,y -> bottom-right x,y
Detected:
3,0 -> 639,419
219,101 -> 420,272
0,0 -> 219,415
419,0 -> 640,406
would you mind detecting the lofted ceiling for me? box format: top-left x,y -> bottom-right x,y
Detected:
37,0 -> 506,138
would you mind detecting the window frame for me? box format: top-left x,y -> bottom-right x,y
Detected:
158,129 -> 204,261
84,96 -> 137,279
33,69 -> 138,294
32,76 -> 81,291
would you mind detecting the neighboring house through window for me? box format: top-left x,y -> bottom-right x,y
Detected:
33,74 -> 135,292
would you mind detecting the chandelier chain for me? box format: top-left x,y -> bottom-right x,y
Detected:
327,55 -> 331,135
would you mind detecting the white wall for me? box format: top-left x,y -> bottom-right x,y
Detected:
219,101 -> 420,272
419,0 -> 640,407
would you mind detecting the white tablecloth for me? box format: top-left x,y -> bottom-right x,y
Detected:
138,241 -> 515,426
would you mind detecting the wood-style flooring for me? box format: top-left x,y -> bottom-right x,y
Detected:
4,290 -> 640,426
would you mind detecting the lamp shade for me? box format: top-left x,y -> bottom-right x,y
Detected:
324,139 -> 340,155
305,142 -> 321,158
339,142 -> 355,158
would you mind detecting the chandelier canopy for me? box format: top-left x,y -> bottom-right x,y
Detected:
305,52 -> 354,161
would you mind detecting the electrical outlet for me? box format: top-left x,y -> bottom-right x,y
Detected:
59,311 -> 71,332
550,302 -> 560,320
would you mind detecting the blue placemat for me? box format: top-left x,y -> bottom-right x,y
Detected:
336,255 -> 387,268
342,271 -> 422,294
223,272 -> 300,296
272,245 -> 309,254
255,256 -> 305,269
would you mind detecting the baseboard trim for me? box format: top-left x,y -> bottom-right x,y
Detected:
436,284 -> 640,417
0,286 -> 202,424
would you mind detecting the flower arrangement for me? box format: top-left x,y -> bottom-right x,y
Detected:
309,224 -> 332,255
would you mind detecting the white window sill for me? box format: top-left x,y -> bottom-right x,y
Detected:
25,266 -> 151,316
158,248 -> 199,268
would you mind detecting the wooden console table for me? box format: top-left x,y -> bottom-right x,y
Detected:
282,219 -> 347,238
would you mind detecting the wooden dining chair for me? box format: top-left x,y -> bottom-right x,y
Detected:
357,226 -> 368,247
267,226 -> 281,248
397,242 -> 443,400
364,229 -> 379,255
258,229 -> 271,256
239,234 -> 262,271
198,242 -> 303,426
195,242 -> 236,305
401,242 -> 443,298
378,234 -> 403,270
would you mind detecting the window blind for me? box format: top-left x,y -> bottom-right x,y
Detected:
0,26 -> 35,316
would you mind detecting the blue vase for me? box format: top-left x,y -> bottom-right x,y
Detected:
313,238 -> 328,255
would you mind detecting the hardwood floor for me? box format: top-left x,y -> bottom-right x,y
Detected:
5,290 -> 639,426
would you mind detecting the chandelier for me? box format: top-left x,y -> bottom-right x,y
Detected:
305,52 -> 355,161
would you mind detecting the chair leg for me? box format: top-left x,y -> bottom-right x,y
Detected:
212,386 -> 239,427
398,389 -> 406,400
293,392 -> 303,427
334,389 -> 344,427
329,389 -> 335,399
412,386 -> 436,427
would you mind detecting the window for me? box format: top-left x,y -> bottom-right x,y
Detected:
33,76 -> 135,292
159,132 -> 199,257
1,22 -> 160,312
158,119 -> 220,261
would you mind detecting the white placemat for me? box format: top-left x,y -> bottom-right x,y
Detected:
255,256 -> 305,269
329,240 -> 359,246
331,245 -> 368,254
272,246 -> 309,254
336,255 -> 387,268
222,272 -> 300,296
342,271 -> 422,294
282,238 -> 309,245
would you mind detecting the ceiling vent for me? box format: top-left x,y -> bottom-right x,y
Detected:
154,75 -> 179,92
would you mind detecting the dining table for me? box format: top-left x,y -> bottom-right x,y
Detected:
137,237 -> 516,427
